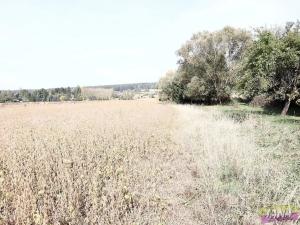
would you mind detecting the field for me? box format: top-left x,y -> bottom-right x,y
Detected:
0,100 -> 299,225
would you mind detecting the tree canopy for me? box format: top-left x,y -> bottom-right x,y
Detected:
160,26 -> 252,104
159,22 -> 300,116
238,22 -> 300,115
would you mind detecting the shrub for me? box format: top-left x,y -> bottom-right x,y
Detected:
249,95 -> 272,107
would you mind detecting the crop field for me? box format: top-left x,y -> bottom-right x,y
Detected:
0,99 -> 299,225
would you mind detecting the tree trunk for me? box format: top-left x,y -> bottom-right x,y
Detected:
281,99 -> 291,116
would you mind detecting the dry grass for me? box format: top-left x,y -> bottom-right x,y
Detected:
0,100 -> 181,224
175,105 -> 300,224
0,100 -> 299,224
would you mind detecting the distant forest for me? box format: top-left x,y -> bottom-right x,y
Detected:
0,82 -> 157,103
87,82 -> 157,92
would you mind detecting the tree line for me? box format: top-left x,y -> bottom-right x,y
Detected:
0,83 -> 158,103
89,82 -> 156,92
0,86 -> 82,103
159,21 -> 300,115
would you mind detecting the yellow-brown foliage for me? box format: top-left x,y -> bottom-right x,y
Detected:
0,100 -> 298,224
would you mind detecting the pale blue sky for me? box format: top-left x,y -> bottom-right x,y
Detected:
0,0 -> 299,89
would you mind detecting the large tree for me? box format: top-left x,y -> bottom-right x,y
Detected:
239,22 -> 300,115
158,70 -> 185,103
176,26 -> 251,103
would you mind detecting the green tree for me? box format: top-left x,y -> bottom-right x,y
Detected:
32,89 -> 49,102
158,70 -> 185,103
0,91 -> 14,102
159,27 -> 251,104
72,86 -> 82,100
185,76 -> 208,102
176,26 -> 251,103
239,21 -> 300,115
19,89 -> 32,102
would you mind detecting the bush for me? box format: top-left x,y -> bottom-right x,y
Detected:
249,95 -> 272,107
225,111 -> 250,123
119,91 -> 134,100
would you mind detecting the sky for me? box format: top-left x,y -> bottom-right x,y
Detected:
0,0 -> 299,90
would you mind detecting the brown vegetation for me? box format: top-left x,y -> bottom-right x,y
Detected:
0,100 -> 299,224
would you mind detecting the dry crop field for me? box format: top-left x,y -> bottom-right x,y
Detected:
0,99 -> 299,225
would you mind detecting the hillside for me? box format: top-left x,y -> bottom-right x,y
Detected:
86,82 -> 157,92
